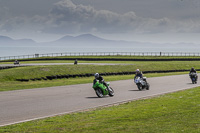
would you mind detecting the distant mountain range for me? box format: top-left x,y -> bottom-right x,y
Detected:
0,34 -> 119,46
56,34 -> 107,42
0,35 -> 36,45
0,34 -> 141,46
47,34 -> 126,46
0,34 -> 198,47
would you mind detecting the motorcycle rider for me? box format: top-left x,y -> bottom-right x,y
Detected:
93,73 -> 108,89
134,69 -> 143,79
189,67 -> 198,80
134,69 -> 148,82
190,67 -> 197,73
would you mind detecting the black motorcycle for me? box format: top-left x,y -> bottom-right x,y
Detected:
189,72 -> 198,84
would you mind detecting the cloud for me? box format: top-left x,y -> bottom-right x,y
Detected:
44,0 -> 199,34
43,0 -> 159,34
0,6 -> 10,21
1,0 -> 200,37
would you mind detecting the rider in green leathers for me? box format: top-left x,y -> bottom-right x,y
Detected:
93,73 -> 108,89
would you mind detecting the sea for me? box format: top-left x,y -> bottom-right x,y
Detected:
1,44 -> 200,57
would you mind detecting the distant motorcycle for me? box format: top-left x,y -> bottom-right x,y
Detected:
189,72 -> 197,84
134,77 -> 150,90
93,81 -> 114,98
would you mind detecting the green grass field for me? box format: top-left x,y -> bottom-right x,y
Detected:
0,85 -> 199,132
0,61 -> 198,91
0,56 -> 199,132
1,55 -> 200,63
0,59 -> 200,91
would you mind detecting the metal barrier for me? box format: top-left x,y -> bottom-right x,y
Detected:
1,52 -> 200,61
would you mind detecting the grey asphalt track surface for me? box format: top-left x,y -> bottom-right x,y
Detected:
0,74 -> 199,127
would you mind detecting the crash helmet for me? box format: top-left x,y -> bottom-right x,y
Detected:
94,73 -> 99,78
136,69 -> 140,72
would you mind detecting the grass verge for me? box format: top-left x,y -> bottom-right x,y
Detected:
0,85 -> 199,132
0,71 -> 187,92
1,59 -> 199,91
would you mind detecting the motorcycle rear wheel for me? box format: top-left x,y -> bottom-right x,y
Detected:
192,79 -> 195,84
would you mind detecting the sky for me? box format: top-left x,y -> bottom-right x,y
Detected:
1,0 -> 200,43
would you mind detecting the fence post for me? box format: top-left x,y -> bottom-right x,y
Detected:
35,54 -> 39,58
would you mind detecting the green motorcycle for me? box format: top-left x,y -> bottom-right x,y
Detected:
93,81 -> 114,98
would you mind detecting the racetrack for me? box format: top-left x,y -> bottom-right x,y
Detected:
0,74 -> 199,127
0,63 -> 129,67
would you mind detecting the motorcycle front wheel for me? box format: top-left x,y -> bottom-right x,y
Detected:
108,87 -> 114,97
137,84 -> 143,90
95,88 -> 104,98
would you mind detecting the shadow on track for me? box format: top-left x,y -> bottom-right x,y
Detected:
129,90 -> 141,91
86,96 -> 111,99
86,97 -> 100,99
187,83 -> 196,84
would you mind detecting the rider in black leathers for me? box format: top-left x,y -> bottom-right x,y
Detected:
190,67 -> 197,73
189,67 -> 198,80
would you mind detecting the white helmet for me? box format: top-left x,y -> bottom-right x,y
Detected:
136,69 -> 140,72
94,73 -> 99,78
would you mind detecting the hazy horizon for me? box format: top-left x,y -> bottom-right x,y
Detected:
1,0 -> 200,44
